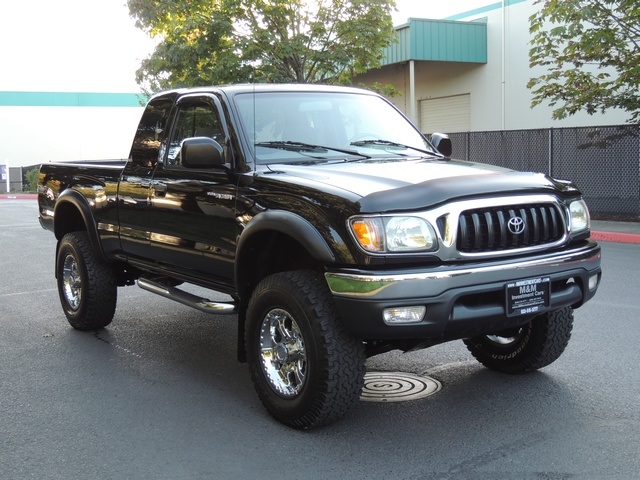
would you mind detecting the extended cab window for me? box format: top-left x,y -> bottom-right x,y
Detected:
166,101 -> 223,166
130,96 -> 175,166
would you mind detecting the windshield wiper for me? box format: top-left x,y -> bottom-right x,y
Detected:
350,139 -> 439,156
256,141 -> 370,159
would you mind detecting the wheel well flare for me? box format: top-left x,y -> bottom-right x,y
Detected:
236,231 -> 321,301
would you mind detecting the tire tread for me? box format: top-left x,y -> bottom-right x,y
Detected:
57,231 -> 117,330
464,307 -> 574,374
246,270 -> 365,429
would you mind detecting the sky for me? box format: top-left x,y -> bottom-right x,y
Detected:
392,0 -> 486,23
0,0 -> 487,94
0,1 -> 156,93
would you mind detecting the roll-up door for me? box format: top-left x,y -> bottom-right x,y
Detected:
420,94 -> 470,134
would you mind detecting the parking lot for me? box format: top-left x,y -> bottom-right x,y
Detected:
2,199 -> 639,479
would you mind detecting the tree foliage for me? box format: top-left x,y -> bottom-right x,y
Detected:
528,0 -> 640,123
128,0 -> 397,92
24,167 -> 39,193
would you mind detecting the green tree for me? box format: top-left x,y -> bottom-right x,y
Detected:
528,0 -> 640,123
128,0 -> 397,92
25,167 -> 39,193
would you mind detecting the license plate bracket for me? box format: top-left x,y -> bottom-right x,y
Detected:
505,276 -> 550,317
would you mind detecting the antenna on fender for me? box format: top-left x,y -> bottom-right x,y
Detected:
252,76 -> 257,174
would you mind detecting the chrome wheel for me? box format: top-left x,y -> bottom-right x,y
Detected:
485,327 -> 524,346
485,333 -> 519,345
258,308 -> 307,398
62,254 -> 82,311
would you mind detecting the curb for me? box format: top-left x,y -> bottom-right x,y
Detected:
0,194 -> 37,200
590,231 -> 640,245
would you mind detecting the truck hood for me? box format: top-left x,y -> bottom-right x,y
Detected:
262,158 -> 577,213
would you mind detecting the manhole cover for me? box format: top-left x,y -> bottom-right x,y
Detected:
360,371 -> 441,403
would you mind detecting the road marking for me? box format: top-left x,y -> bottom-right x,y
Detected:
0,288 -> 57,298
423,360 -> 478,376
94,332 -> 143,359
0,225 -> 42,229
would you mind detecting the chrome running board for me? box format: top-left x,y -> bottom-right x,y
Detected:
138,276 -> 237,315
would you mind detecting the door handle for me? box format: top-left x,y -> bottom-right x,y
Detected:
154,183 -> 167,197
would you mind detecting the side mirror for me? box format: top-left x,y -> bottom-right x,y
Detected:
180,137 -> 225,168
430,132 -> 452,158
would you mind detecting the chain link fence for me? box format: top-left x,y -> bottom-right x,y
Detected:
0,166 -> 24,194
448,125 -> 640,220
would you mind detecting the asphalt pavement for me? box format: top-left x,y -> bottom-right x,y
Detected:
1,197 -> 639,479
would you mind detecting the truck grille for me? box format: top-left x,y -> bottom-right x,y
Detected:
457,203 -> 565,253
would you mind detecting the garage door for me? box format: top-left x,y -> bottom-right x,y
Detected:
420,94 -> 470,134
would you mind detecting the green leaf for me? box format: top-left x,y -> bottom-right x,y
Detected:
527,0 -> 640,123
128,0 -> 397,89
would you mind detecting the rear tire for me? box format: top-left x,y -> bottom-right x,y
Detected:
463,307 -> 574,373
56,231 -> 117,330
246,270 -> 365,429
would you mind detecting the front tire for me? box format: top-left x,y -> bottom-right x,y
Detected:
463,307 -> 574,373
56,231 -> 117,330
246,271 -> 365,429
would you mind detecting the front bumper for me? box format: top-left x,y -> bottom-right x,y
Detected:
325,242 -> 601,341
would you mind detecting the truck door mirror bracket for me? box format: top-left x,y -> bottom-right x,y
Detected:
430,132 -> 452,158
180,137 -> 225,168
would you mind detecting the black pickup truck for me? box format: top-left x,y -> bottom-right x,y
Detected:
38,84 -> 602,429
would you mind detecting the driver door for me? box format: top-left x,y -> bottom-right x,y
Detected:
148,94 -> 238,286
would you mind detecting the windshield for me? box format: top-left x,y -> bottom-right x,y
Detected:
234,91 -> 435,164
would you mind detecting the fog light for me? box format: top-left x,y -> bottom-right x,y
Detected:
383,306 -> 426,325
588,274 -> 599,292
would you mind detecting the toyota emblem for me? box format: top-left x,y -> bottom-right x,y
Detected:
507,216 -> 525,235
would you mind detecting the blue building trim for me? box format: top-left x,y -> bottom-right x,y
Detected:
446,0 -> 529,21
0,91 -> 145,107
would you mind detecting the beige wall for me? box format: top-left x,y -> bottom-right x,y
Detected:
356,1 -> 630,133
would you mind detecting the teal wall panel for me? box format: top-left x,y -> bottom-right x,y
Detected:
382,18 -> 487,65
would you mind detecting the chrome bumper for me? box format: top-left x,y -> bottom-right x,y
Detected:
324,243 -> 601,340
326,243 -> 601,300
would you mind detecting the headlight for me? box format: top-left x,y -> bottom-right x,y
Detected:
385,216 -> 437,251
569,199 -> 590,233
349,216 -> 437,253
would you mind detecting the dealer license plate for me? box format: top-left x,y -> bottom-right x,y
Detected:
505,277 -> 550,317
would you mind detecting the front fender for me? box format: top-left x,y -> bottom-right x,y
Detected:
237,210 -> 336,264
234,209 -> 351,301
